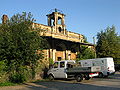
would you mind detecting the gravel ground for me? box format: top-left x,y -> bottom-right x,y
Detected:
0,72 -> 120,90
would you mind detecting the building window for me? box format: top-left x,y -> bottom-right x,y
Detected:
58,17 -> 62,25
51,19 -> 55,26
58,57 -> 62,61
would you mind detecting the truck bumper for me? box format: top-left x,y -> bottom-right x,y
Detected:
89,72 -> 99,77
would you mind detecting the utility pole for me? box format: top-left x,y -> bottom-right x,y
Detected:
93,37 -> 97,58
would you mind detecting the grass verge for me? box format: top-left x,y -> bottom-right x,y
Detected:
0,79 -> 50,87
0,82 -> 18,86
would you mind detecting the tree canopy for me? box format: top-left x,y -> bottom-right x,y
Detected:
96,26 -> 120,63
0,12 -> 45,83
77,45 -> 95,60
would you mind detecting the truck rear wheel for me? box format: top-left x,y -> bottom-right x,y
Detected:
48,74 -> 54,81
75,74 -> 83,82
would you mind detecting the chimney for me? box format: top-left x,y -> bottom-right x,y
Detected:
2,15 -> 8,24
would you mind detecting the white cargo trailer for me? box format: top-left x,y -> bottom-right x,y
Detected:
78,57 -> 115,77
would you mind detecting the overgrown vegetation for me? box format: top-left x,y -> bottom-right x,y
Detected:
76,46 -> 95,61
0,82 -> 18,86
96,26 -> 120,63
0,12 -> 46,84
76,35 -> 95,61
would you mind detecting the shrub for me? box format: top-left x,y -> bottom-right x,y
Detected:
9,73 -> 26,83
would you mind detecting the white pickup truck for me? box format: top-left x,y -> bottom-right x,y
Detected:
47,60 -> 100,82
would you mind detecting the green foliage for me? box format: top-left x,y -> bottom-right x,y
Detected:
0,82 -> 17,86
0,61 -> 6,73
0,12 -> 45,83
114,58 -> 120,64
77,46 -> 95,61
8,65 -> 35,83
83,35 -> 88,43
77,35 -> 95,61
0,61 -> 7,82
49,58 -> 54,65
96,26 -> 120,63
9,73 -> 26,83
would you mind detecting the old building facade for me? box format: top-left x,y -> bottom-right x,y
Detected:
2,9 -> 94,62
33,9 -> 94,61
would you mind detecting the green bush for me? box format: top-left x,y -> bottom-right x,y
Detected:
0,61 -> 8,83
0,12 -> 46,84
0,61 -> 6,73
77,46 -> 95,60
8,65 -> 37,83
0,82 -> 17,86
9,73 -> 26,83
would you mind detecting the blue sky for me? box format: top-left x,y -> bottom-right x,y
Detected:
0,0 -> 120,43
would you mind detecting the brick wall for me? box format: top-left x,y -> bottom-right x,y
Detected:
56,51 -> 64,60
71,53 -> 76,60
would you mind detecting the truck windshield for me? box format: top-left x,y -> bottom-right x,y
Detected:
53,62 -> 58,68
60,62 -> 65,68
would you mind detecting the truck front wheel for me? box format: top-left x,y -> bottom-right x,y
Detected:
98,73 -> 104,78
75,75 -> 83,82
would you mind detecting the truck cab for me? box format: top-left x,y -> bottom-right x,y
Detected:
47,60 -> 75,79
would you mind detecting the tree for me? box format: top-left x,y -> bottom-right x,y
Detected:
96,26 -> 120,63
83,35 -> 88,43
77,35 -> 96,61
77,45 -> 95,61
0,12 -> 46,83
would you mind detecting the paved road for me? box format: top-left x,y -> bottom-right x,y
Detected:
0,72 -> 120,90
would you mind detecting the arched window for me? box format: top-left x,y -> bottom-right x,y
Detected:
51,19 -> 55,26
58,17 -> 62,25
59,27 -> 62,32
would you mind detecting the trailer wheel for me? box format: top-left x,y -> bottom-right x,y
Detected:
84,74 -> 90,80
75,74 -> 83,82
48,74 -> 54,81
98,73 -> 103,78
